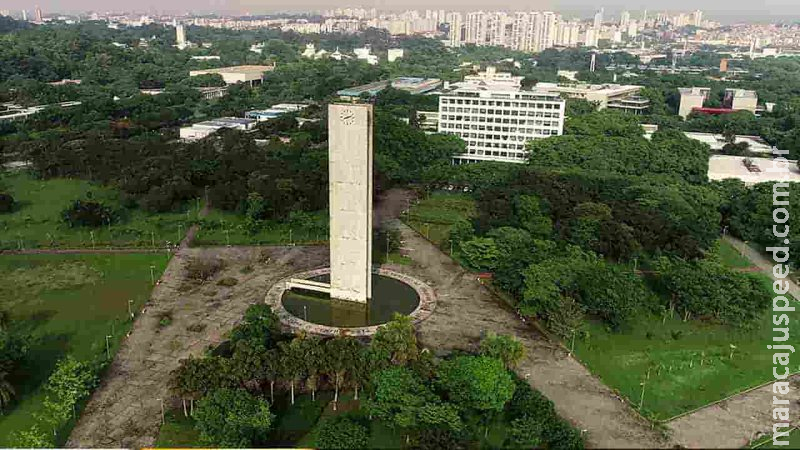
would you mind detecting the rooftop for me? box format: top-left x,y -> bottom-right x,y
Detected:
190,65 -> 275,75
708,155 -> 800,185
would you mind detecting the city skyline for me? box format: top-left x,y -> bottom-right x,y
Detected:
3,1 -> 800,23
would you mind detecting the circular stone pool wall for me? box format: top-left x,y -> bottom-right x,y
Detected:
265,267 -> 436,337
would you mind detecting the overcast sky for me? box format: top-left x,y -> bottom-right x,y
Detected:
6,0 -> 799,23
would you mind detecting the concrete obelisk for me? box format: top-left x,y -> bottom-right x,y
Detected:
327,103 -> 373,303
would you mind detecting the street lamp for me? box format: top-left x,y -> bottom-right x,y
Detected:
105,335 -> 112,359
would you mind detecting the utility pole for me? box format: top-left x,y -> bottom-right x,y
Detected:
105,335 -> 112,359
128,299 -> 134,320
150,265 -> 156,285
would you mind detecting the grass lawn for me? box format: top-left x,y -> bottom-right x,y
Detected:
571,273 -> 800,421
752,428 -> 799,448
0,253 -> 169,446
0,171 -> 197,249
716,239 -> 756,269
153,412 -> 200,448
404,191 -> 476,248
193,209 -> 328,246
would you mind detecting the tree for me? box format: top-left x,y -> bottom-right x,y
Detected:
364,366 -> 433,431
655,258 -> 770,326
170,356 -> 234,415
278,337 -> 306,405
302,337 -> 324,401
458,237 -> 501,271
478,332 -> 525,369
371,314 -> 419,365
316,416 -> 369,450
436,356 -> 515,414
323,337 -> 361,408
229,304 -> 280,348
515,195 -> 552,239
61,199 -> 114,228
194,388 -> 274,447
0,369 -> 15,414
0,193 -> 14,213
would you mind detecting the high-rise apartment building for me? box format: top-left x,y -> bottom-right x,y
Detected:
446,12 -> 463,47
464,11 -> 487,45
437,67 -> 565,164
34,5 -> 42,22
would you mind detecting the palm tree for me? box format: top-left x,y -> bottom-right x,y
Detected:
323,337 -> 360,409
278,338 -> 306,405
0,370 -> 15,414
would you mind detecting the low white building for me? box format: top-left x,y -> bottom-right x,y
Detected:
536,82 -> 647,112
179,117 -> 257,141
189,65 -> 275,86
387,48 -> 405,62
0,101 -> 82,122
244,103 -> 309,122
708,155 -> 800,185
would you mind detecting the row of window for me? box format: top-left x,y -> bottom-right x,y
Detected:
463,149 -> 527,158
440,107 -> 561,118
443,123 -> 560,135
442,97 -> 562,107
441,116 -> 561,127
466,141 -> 527,150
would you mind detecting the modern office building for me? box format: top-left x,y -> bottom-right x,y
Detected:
437,77 -> 565,164
678,87 -> 711,118
724,89 -> 758,113
189,65 -> 275,86
196,86 -> 228,100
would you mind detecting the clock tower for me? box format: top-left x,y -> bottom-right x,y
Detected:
327,103 -> 373,303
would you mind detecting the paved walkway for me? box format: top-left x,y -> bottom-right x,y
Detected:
393,222 -> 671,449
66,246 -> 327,448
723,235 -> 800,299
668,375 -> 800,448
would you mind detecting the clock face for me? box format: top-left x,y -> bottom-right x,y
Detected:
339,108 -> 356,125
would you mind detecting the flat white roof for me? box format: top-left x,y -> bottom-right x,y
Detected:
708,155 -> 800,185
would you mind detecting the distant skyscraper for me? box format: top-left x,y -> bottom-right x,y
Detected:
619,10 -> 630,28
176,23 -> 186,48
34,5 -> 42,22
593,8 -> 603,28
464,11 -> 487,45
22,9 -> 27,21
446,12 -> 463,47
692,10 -> 703,27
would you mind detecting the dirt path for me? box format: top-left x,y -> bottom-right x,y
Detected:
389,221 -> 671,449
667,375 -> 800,448
66,245 -> 327,449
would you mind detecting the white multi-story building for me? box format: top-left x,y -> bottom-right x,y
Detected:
437,69 -> 565,164
446,12 -> 463,47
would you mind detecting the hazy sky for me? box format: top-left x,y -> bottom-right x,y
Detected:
6,0 -> 800,22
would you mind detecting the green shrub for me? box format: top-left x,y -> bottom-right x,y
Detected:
194,388 -> 274,447
316,416 -> 369,450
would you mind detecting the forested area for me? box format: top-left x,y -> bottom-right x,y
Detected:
158,306 -> 582,449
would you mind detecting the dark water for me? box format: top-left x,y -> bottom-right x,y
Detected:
281,274 -> 420,327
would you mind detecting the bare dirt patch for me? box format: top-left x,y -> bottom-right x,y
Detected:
66,245 -> 327,449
